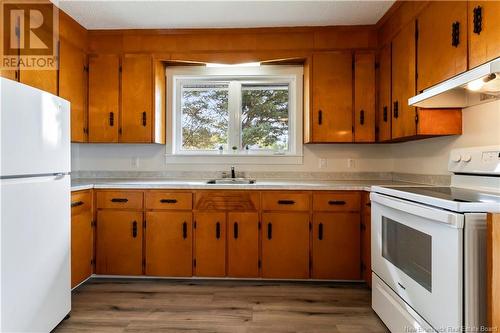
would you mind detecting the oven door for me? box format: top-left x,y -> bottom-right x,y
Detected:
371,192 -> 464,331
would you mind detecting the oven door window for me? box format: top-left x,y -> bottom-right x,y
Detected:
382,217 -> 432,292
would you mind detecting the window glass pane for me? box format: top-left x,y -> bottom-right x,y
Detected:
181,83 -> 229,150
241,84 -> 289,151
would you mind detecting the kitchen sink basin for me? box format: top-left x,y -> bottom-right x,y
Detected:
206,178 -> 256,185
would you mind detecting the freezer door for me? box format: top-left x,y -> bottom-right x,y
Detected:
0,78 -> 70,177
0,175 -> 71,332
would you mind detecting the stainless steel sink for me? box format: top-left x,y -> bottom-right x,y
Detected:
206,178 -> 256,185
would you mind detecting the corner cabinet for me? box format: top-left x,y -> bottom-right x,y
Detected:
87,54 -> 165,143
468,1 -> 500,69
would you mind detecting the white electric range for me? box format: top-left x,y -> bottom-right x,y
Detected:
370,145 -> 500,333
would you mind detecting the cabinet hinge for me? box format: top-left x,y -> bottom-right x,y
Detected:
142,258 -> 146,270
309,260 -> 312,271
194,221 -> 197,229
258,259 -> 261,269
193,259 -> 196,267
91,220 -> 96,227
90,259 -> 95,265
144,220 -> 147,228
258,221 -> 261,230
374,62 -> 380,70
415,112 -> 419,124
309,222 -> 312,230
119,65 -> 122,73
118,128 -> 122,135
361,262 -> 366,272
352,126 -> 355,133
83,65 -> 89,72
415,20 -> 419,41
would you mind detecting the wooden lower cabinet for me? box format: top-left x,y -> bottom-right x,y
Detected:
145,211 -> 192,277
312,213 -> 361,280
227,212 -> 260,277
96,210 -> 143,275
70,190 -> 93,288
261,213 -> 310,279
194,212 -> 226,277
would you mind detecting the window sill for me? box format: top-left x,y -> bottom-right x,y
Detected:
164,154 -> 304,165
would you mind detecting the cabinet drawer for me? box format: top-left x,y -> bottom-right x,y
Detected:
71,190 -> 92,215
261,192 -> 310,211
145,191 -> 192,210
96,191 -> 143,209
313,192 -> 360,212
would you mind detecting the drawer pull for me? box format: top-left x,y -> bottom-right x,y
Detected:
451,21 -> 460,47
182,222 -> 187,239
109,112 -> 114,127
278,200 -> 295,205
328,200 -> 346,206
359,110 -> 365,125
267,223 -> 272,240
473,6 -> 482,35
215,222 -> 221,240
393,101 -> 399,119
318,110 -> 323,125
111,198 -> 129,203
233,222 -> 239,239
142,111 -> 147,127
160,199 -> 178,204
318,223 -> 324,240
71,201 -> 84,208
132,221 -> 137,238
383,106 -> 388,122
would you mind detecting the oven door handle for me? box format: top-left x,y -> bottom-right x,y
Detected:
370,193 -> 464,228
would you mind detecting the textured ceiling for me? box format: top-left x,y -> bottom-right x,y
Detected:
57,1 -> 395,30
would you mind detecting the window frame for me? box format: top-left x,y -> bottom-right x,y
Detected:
165,65 -> 303,164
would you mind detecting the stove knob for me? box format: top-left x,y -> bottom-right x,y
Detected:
462,154 -> 472,162
451,155 -> 462,163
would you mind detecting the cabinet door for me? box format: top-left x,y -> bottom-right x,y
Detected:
378,44 -> 392,142
417,1 -> 467,92
121,55 -> 153,143
194,212 -> 226,277
88,55 -> 120,142
71,210 -> 93,288
261,213 -> 310,279
311,52 -> 353,143
469,1 -> 500,68
59,41 -> 87,142
96,210 -> 143,275
392,22 -> 416,139
312,213 -> 360,280
145,211 -> 192,277
354,52 -> 376,142
19,70 -> 58,95
227,212 -> 259,278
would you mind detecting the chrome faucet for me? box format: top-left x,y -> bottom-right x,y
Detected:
231,166 -> 236,179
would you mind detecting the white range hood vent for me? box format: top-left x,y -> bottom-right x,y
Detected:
409,57 -> 500,108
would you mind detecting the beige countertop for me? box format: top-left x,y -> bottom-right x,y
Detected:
71,178 -> 419,192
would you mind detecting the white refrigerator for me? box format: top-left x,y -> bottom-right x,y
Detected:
0,78 -> 71,332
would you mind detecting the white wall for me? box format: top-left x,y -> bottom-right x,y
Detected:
71,101 -> 500,176
391,100 -> 500,175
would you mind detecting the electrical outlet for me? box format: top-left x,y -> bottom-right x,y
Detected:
319,158 -> 327,169
132,157 -> 139,168
347,158 -> 355,169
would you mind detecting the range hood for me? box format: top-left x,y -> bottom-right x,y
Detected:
409,58 -> 500,108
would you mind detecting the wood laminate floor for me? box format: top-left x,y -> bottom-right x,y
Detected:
53,278 -> 388,333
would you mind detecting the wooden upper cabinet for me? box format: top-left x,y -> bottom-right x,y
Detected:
19,70 -> 58,96
145,211 -> 193,277
417,1 -> 467,92
59,40 -> 87,143
391,22 -> 417,140
469,1 -> 500,69
194,212 -> 226,277
88,54 -> 120,143
354,52 -> 376,142
310,52 -> 353,143
378,44 -> 392,142
227,212 -> 260,278
96,210 -> 143,275
261,212 -> 310,279
0,69 -> 18,81
121,55 -> 153,143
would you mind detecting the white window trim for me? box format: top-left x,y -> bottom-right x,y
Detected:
165,65 -> 303,165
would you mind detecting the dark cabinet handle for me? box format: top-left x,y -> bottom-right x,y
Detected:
473,6 -> 482,35
359,110 -> 365,125
109,112 -> 114,126
132,221 -> 137,238
393,101 -> 399,119
267,223 -> 272,240
142,112 -> 147,126
328,200 -> 346,205
160,199 -> 177,204
233,222 -> 239,239
71,200 -> 84,208
383,106 -> 388,122
451,21 -> 460,47
278,200 -> 295,205
318,110 -> 322,125
215,222 -> 221,240
111,198 -> 128,203
318,223 -> 323,240
182,222 -> 187,239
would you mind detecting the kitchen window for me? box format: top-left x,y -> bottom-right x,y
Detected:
166,65 -> 303,163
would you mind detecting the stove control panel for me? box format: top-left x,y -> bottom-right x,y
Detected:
449,145 -> 500,175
